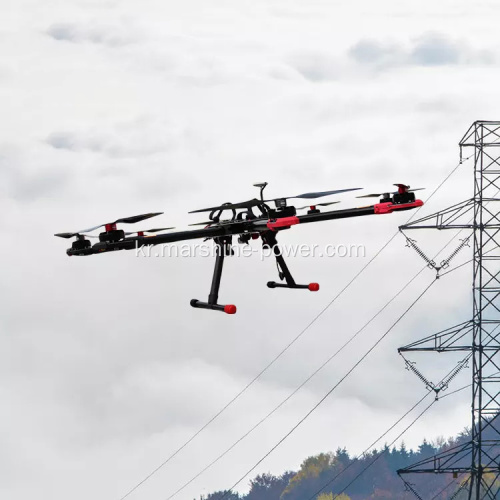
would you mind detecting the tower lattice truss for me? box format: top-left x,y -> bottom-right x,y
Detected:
398,121 -> 500,499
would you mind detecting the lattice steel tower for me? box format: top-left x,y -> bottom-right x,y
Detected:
397,121 -> 500,499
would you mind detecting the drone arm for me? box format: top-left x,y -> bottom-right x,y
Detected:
298,205 -> 379,224
66,225 -> 229,256
65,200 -> 423,256
296,200 -> 423,225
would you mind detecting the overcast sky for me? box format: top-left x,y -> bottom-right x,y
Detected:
2,0 -> 500,499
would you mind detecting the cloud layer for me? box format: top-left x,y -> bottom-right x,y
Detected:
2,1 -> 500,499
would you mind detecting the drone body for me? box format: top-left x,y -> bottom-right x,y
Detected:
55,183 -> 423,314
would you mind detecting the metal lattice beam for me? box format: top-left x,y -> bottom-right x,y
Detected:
397,122 -> 500,500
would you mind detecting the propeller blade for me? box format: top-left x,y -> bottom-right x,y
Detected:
55,232 -> 78,239
288,187 -> 362,200
115,212 -> 163,224
124,227 -> 175,235
56,212 -> 164,238
188,219 -> 237,226
78,223 -> 107,233
189,199 -> 261,214
265,187 -> 362,203
190,189 -> 361,214
357,187 -> 425,199
54,232 -> 97,239
144,227 -> 175,232
189,221 -> 216,226
297,201 -> 340,210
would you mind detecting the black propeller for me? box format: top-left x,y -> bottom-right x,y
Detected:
296,201 -> 340,210
357,184 -> 424,198
188,219 -> 238,227
189,200 -> 262,214
54,232 -> 98,239
124,227 -> 175,235
267,188 -> 361,202
189,188 -> 361,214
54,212 -> 163,238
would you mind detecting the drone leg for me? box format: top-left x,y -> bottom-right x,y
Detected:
262,231 -> 320,292
190,237 -> 237,314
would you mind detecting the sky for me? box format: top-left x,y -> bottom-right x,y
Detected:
2,0 -> 500,499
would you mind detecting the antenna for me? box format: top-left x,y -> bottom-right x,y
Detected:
253,182 -> 268,202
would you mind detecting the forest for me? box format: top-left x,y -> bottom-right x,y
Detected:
200,418 -> 499,500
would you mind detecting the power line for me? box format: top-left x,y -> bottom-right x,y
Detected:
309,394 -> 431,500
309,356 -> 473,499
211,204 -> 477,499
164,266 -> 427,499
118,239 -> 394,500
333,400 -> 436,499
217,278 -> 438,500
116,157 -> 469,500
168,200 -> 475,499
166,185 -> 476,499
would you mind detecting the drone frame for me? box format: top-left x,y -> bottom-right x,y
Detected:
58,187 -> 423,314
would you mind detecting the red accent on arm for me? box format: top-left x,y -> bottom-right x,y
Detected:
374,202 -> 393,214
374,200 -> 423,214
267,216 -> 300,231
105,223 -> 117,232
224,305 -> 237,314
308,283 -> 320,292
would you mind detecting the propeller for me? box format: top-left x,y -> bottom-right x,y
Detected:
357,185 -> 424,198
188,219 -> 237,226
267,187 -> 361,202
124,227 -> 175,235
54,212 -> 163,238
296,201 -> 340,210
189,188 -> 361,214
54,232 -> 98,239
189,200 -> 261,214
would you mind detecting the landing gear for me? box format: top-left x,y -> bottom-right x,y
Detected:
261,231 -> 319,292
190,236 -> 237,314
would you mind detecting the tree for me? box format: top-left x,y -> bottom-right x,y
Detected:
205,491 -> 241,500
281,453 -> 335,498
316,494 -> 351,500
246,471 -> 294,500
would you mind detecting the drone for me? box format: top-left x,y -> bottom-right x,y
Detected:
55,183 -> 424,314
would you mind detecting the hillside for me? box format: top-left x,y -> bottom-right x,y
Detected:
201,419 -> 499,500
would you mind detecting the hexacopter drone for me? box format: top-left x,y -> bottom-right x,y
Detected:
55,183 -> 423,314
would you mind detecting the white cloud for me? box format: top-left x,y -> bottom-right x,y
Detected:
349,32 -> 497,69
2,1 -> 500,499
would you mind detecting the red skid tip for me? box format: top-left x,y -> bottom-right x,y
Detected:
308,283 -> 320,292
224,304 -> 237,314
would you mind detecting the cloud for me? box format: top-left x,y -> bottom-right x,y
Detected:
46,119 -> 184,158
2,2 -> 497,499
287,51 -> 340,82
410,33 -> 462,66
0,147 -> 72,202
46,22 -> 138,47
349,32 -> 496,69
349,39 -> 404,66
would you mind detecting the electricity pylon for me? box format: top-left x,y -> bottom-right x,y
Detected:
397,121 -> 500,499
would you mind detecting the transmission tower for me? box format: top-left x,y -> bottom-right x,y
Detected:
397,121 -> 500,499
